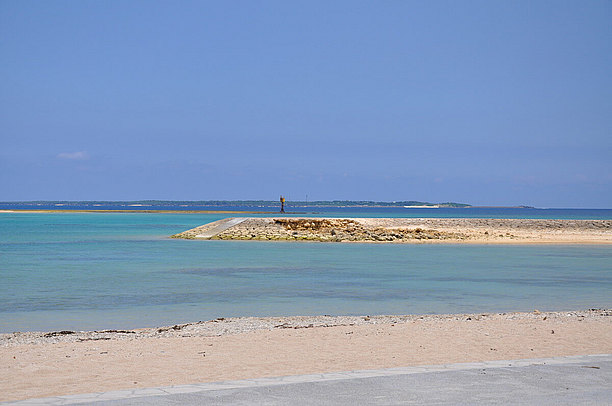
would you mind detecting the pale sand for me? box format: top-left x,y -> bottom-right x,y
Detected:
172,217 -> 612,244
2,310 -> 611,402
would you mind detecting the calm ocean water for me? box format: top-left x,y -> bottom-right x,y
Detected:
1,207 -> 611,332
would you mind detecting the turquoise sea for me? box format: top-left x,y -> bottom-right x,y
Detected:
1,207 -> 611,333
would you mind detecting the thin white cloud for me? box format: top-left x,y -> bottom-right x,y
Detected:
57,151 -> 90,160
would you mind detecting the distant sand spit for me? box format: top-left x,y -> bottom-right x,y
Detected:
1,310 -> 610,402
172,217 -> 612,244
0,209 -> 274,214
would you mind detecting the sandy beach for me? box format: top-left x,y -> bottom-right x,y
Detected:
172,217 -> 612,244
2,310 -> 611,402
3,215 -> 611,402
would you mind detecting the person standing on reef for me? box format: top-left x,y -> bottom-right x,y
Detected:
280,196 -> 285,213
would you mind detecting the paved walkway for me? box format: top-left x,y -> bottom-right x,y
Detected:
5,354 -> 611,405
195,217 -> 247,239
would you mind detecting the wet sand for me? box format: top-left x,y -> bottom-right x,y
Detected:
2,310 -> 611,402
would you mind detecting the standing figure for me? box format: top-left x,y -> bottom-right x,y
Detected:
280,195 -> 285,213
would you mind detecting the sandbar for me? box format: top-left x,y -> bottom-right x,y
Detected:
172,217 -> 612,244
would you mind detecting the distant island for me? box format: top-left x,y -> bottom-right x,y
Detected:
0,200 -> 471,209
275,200 -> 471,208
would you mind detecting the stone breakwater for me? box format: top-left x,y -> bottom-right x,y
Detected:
171,217 -> 612,244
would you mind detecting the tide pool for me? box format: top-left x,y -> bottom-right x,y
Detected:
1,212 -> 611,332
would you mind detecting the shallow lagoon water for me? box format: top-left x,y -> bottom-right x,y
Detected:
1,211 -> 611,332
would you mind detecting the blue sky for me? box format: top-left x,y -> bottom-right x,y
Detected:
1,1 -> 611,207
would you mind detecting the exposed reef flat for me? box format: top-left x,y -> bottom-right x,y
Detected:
171,217 -> 612,244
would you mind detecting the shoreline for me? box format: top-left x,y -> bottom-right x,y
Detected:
172,217 -> 612,244
2,310 -> 611,402
2,309 -> 610,345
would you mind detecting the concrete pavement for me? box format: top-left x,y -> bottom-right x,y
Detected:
194,217 -> 247,239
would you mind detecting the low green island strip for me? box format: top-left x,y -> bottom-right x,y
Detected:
171,217 -> 612,244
